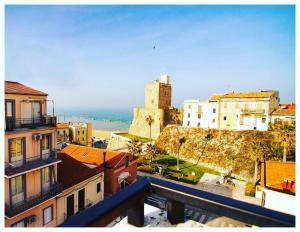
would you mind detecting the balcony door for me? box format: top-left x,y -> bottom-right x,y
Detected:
5,100 -> 15,130
9,138 -> 25,168
41,135 -> 51,160
10,175 -> 25,207
41,167 -> 51,193
78,188 -> 85,212
21,101 -> 42,124
66,194 -> 75,218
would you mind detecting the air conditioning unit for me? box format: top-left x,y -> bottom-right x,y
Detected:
27,215 -> 37,224
32,134 -> 42,140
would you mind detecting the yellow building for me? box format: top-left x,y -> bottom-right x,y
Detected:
210,91 -> 279,131
69,122 -> 92,146
56,153 -> 104,225
4,81 -> 62,227
56,123 -> 70,148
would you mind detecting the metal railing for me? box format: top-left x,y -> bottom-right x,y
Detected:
5,115 -> 57,131
5,151 -> 58,175
5,183 -> 62,218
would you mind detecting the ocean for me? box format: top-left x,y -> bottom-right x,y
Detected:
55,108 -> 133,131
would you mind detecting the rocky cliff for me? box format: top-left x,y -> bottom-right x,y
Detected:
155,125 -> 294,181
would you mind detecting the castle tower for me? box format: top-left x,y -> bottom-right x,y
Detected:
145,75 -> 172,110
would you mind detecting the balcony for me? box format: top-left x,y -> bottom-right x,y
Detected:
5,151 -> 61,177
240,108 -> 265,114
5,183 -> 62,218
5,115 -> 57,132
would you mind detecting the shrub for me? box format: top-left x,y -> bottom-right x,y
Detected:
137,165 -> 155,174
245,182 -> 256,197
167,172 -> 199,185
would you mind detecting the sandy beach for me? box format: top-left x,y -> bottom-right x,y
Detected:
92,129 -> 127,140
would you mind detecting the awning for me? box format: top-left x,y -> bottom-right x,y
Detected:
118,172 -> 131,184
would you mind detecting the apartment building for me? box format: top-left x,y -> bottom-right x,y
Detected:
183,100 -> 218,128
4,81 -> 62,227
183,91 -> 280,131
56,123 -> 70,149
270,104 -> 295,125
56,153 -> 104,225
69,122 -> 92,146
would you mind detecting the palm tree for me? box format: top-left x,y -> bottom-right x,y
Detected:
127,138 -> 142,157
195,133 -> 213,165
145,115 -> 154,138
248,140 -> 273,182
145,144 -> 157,166
269,122 -> 295,162
176,137 -> 186,171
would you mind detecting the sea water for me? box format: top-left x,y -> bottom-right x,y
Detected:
55,108 -> 133,131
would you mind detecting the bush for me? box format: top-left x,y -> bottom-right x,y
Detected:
167,172 -> 199,185
137,165 -> 155,174
245,182 -> 256,197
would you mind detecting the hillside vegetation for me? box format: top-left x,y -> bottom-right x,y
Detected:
155,125 -> 295,181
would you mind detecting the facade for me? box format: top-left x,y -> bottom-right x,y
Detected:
69,122 -> 92,146
56,123 -> 70,149
183,91 -> 280,131
61,144 -> 137,197
56,153 -> 104,225
270,108 -> 295,125
258,161 -> 295,215
183,100 -> 218,128
4,81 -> 62,227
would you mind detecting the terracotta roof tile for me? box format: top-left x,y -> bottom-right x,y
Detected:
272,109 -> 295,116
5,81 -> 48,96
57,123 -> 69,129
210,91 -> 277,101
61,144 -> 121,166
57,153 -> 104,190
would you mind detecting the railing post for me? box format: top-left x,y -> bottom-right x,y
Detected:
166,199 -> 185,224
127,196 -> 145,227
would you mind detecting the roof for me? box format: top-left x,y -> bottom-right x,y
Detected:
261,161 -> 295,194
5,81 -> 48,96
61,144 -> 121,166
271,109 -> 295,116
280,103 -> 295,110
57,153 -> 104,189
57,123 -> 69,129
105,152 -> 136,169
210,91 -> 277,101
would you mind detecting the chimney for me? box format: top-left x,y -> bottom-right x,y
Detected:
103,151 -> 106,168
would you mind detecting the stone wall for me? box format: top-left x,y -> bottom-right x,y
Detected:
107,133 -> 131,151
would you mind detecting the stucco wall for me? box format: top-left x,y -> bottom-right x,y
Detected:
107,133 -> 131,151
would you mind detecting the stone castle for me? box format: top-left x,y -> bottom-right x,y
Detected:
129,75 -> 182,139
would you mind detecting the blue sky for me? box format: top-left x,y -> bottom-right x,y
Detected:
5,5 -> 295,109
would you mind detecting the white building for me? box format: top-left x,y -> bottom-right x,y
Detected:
183,100 -> 218,129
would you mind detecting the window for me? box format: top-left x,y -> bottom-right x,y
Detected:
224,103 -> 227,108
223,116 -> 227,121
188,105 -> 191,109
82,130 -> 84,135
41,135 -> 50,160
63,130 -> 66,136
82,138 -> 84,141
187,121 -> 190,126
43,205 -> 53,225
235,103 -> 239,109
213,108 -> 216,113
9,138 -> 24,167
188,113 -> 190,118
198,114 -> 201,119
10,175 -> 25,206
57,131 -> 60,135
212,119 -> 215,123
197,122 -> 200,127
198,105 -> 202,113
41,167 -> 51,193
11,219 -> 26,227
97,182 -> 101,193
262,118 -> 266,123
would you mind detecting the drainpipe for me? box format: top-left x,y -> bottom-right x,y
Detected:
103,152 -> 106,168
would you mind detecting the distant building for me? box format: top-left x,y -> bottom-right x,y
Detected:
183,100 -> 218,128
56,153 -> 104,225
270,108 -> 295,125
129,75 -> 182,139
61,144 -> 137,197
258,161 -> 295,215
4,81 -> 61,227
56,123 -> 70,148
69,122 -> 92,146
183,90 -> 280,131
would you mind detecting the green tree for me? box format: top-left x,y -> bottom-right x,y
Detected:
127,138 -> 142,157
145,115 -> 154,138
145,144 -> 158,166
269,122 -> 295,162
176,137 -> 186,171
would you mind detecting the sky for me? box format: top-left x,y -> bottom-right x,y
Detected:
5,5 -> 295,110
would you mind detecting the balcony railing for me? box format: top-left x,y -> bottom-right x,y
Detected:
5,183 -> 62,218
240,108 -> 265,114
5,115 -> 57,132
5,151 -> 60,177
